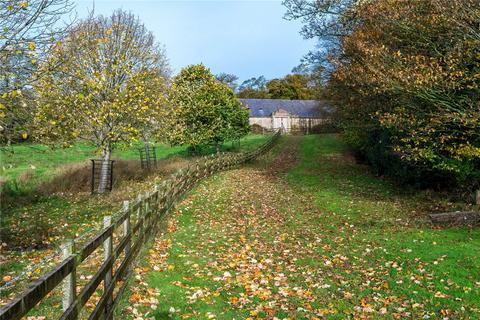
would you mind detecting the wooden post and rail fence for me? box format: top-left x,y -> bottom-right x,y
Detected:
0,130 -> 280,320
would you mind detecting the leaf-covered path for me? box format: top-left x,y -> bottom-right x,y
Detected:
123,135 -> 480,319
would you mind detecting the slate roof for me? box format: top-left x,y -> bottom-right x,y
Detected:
239,99 -> 332,118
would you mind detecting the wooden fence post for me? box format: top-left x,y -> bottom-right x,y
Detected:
175,172 -> 181,197
223,153 -> 228,170
178,169 -> 184,197
176,170 -> 183,198
160,181 -> 167,213
185,166 -> 192,190
144,191 -> 150,230
170,178 -> 175,207
164,177 -> 169,201
122,201 -> 130,259
182,167 -> 188,190
165,179 -> 172,208
203,160 -> 208,178
145,191 -> 150,211
195,161 -> 200,182
136,194 -> 142,225
208,157 -> 213,176
62,239 -> 76,313
103,216 -> 113,320
226,154 -> 231,169
154,185 -> 159,213
213,156 -> 218,173
180,167 -> 186,192
475,190 -> 480,205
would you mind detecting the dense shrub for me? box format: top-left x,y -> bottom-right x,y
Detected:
328,0 -> 480,191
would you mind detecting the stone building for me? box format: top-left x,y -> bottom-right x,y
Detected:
239,98 -> 333,134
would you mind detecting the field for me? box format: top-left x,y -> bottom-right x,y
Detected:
0,135 -> 269,301
0,136 -> 268,185
120,134 -> 480,319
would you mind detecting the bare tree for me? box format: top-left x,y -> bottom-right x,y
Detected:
283,0 -> 357,79
215,73 -> 239,92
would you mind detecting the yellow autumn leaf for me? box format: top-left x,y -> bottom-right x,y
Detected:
28,42 -> 36,51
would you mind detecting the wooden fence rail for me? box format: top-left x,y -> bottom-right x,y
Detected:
0,131 -> 280,320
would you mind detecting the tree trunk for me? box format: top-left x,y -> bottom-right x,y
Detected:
97,145 -> 111,193
144,141 -> 151,170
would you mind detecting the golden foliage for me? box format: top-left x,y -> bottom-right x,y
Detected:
330,0 -> 480,182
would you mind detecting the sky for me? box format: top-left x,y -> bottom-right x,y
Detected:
74,0 -> 315,83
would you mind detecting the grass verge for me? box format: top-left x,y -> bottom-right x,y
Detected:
120,134 -> 480,319
0,134 -> 270,304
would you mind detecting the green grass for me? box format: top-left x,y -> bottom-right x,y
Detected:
0,134 -> 268,185
122,134 -> 480,319
0,134 -> 267,199
0,142 -> 182,181
285,134 -> 480,317
0,134 -> 270,306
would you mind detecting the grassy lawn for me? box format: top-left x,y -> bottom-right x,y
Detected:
0,142 -> 185,184
120,134 -> 480,319
0,134 -> 269,304
1,134 -> 267,185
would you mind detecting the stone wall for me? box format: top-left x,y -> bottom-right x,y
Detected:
250,117 -> 273,129
249,117 -> 328,133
